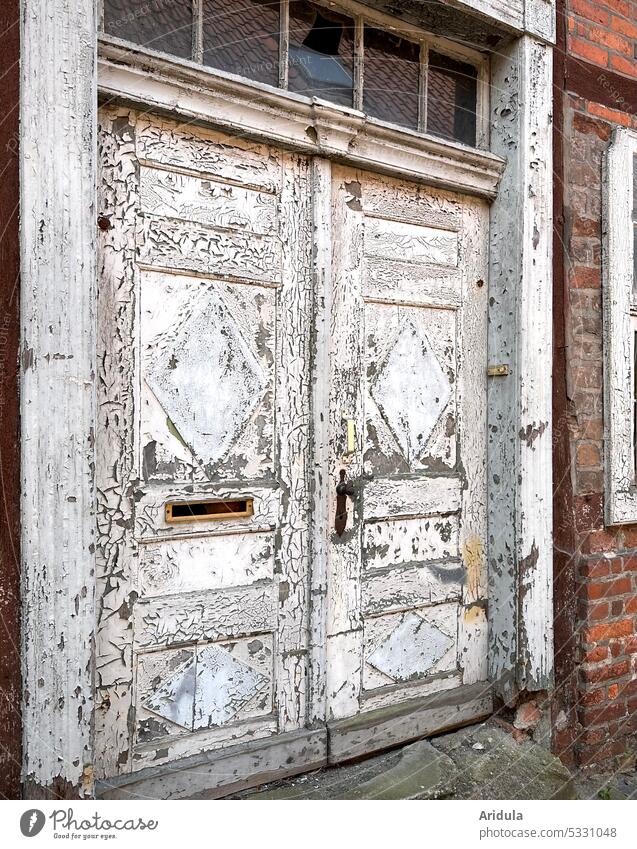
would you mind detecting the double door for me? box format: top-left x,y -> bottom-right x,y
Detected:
95,108 -> 489,785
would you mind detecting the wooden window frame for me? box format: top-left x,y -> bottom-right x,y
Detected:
603,129 -> 637,525
98,0 -> 490,149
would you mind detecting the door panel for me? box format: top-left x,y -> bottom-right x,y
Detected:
95,109 -> 312,778
326,167 -> 489,722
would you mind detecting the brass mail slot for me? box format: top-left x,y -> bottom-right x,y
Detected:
165,498 -> 254,524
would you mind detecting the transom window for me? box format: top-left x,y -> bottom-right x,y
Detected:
101,0 -> 485,147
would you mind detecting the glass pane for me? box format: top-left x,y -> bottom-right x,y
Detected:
103,0 -> 193,59
288,1 -> 354,107
202,0 -> 280,87
427,51 -> 478,146
363,27 -> 420,131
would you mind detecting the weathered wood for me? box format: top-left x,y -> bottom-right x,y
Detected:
603,129 -> 637,525
21,0 -> 97,796
328,682 -> 492,764
97,728 -> 327,800
136,533 -> 275,597
134,583 -> 277,649
362,562 -> 462,615
488,37 -> 554,699
363,515 -> 460,569
364,478 -> 461,520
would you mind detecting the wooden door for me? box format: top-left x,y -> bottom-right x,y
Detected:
325,167 -> 491,755
95,109 -> 314,779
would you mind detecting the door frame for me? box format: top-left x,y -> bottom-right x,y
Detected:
20,0 -> 555,797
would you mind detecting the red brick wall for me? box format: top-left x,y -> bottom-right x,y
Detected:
556,0 -> 637,772
568,0 -> 637,80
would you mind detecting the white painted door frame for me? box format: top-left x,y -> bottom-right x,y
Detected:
20,0 -> 554,796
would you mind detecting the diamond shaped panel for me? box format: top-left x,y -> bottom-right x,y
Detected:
146,290 -> 266,467
193,644 -> 268,729
366,612 -> 453,682
370,319 -> 451,464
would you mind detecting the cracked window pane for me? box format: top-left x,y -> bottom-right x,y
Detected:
202,0 -> 280,87
427,51 -> 478,146
364,27 -> 420,131
103,0 -> 193,59
288,1 -> 354,107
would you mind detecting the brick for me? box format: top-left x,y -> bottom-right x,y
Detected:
580,687 -> 605,705
589,27 -> 633,55
581,727 -> 606,744
587,101 -> 634,127
620,539 -> 637,555
571,111 -> 612,141
576,469 -> 604,495
571,217 -> 601,237
610,15 -> 637,40
571,0 -> 610,25
579,558 -> 611,579
580,701 -> 628,726
574,416 -> 604,440
584,619 -> 634,642
578,739 -> 629,767
574,494 -> 604,533
580,529 -> 620,553
625,596 -> 637,614
581,658 -> 631,683
612,599 -> 624,616
608,683 -> 619,699
609,53 -> 637,79
576,442 -> 602,466
581,576 -> 632,599
583,645 -> 609,663
572,365 -> 603,391
570,37 -> 609,65
569,265 -> 601,289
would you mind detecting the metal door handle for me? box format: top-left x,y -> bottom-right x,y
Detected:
335,469 -> 355,536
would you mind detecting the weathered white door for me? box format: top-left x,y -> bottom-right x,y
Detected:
95,110 -> 491,790
95,109 -> 314,779
324,167 -> 491,758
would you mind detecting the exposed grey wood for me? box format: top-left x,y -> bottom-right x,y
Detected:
488,37 -> 554,700
362,562 -> 462,615
96,728 -> 327,800
364,477 -> 461,520
327,682 -> 492,764
21,0 -> 97,795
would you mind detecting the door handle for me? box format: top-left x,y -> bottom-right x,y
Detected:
335,469 -> 356,536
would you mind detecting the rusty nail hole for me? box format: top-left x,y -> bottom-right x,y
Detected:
97,214 -> 112,231
476,279 -> 485,288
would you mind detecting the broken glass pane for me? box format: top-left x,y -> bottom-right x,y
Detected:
202,0 -> 280,87
427,51 -> 478,146
288,1 -> 354,107
103,0 -> 193,59
364,26 -> 420,131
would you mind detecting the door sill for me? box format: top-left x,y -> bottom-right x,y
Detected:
95,683 -> 492,799
328,681 -> 493,765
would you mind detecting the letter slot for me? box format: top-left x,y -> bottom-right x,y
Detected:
165,497 -> 254,524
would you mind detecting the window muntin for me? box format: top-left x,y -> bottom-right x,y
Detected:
102,0 -> 484,146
